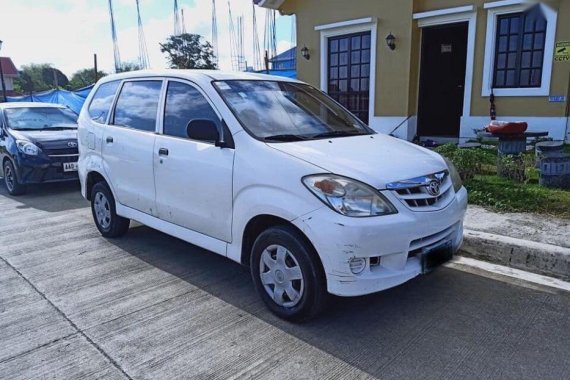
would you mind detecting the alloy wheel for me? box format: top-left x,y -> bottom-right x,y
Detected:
4,164 -> 14,192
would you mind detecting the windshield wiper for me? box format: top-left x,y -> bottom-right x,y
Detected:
46,127 -> 77,130
263,134 -> 308,142
310,130 -> 364,139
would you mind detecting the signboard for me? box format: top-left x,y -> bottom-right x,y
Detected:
549,96 -> 566,103
554,41 -> 570,62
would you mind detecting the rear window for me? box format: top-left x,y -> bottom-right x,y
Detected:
88,81 -> 120,123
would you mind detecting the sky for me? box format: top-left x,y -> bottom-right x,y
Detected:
0,0 -> 295,78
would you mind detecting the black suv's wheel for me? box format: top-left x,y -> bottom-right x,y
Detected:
90,181 -> 130,238
250,225 -> 327,322
3,160 -> 26,196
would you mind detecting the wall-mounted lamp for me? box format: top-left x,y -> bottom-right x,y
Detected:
385,33 -> 396,51
301,46 -> 310,60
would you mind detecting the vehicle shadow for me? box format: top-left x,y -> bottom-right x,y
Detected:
0,180 -> 86,213
106,224 -> 559,378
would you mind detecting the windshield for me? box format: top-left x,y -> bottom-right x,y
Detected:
4,107 -> 78,130
214,80 -> 373,141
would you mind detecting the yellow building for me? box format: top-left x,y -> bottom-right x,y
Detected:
255,0 -> 570,142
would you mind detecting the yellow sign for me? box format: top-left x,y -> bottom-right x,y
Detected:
554,41 -> 570,62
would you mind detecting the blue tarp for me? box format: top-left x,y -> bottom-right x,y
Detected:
6,85 -> 94,114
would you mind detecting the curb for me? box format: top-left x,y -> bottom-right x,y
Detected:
460,229 -> 570,281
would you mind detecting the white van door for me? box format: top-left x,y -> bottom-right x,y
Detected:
153,80 -> 234,242
104,80 -> 163,215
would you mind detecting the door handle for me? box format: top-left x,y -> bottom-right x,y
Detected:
158,148 -> 169,156
106,136 -> 114,144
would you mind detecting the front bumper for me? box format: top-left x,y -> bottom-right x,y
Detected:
14,154 -> 79,184
292,186 -> 468,297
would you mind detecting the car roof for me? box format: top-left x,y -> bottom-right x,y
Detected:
0,102 -> 66,110
96,69 -> 302,85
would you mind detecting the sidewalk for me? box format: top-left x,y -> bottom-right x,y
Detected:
461,206 -> 570,281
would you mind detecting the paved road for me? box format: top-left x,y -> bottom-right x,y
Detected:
0,182 -> 569,379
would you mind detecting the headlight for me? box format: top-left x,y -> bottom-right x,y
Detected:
444,158 -> 462,192
16,140 -> 40,156
302,174 -> 397,217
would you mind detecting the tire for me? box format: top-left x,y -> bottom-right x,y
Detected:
90,181 -> 130,238
250,225 -> 328,322
3,160 -> 26,196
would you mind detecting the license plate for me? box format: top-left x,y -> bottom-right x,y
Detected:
63,162 -> 78,172
421,240 -> 453,274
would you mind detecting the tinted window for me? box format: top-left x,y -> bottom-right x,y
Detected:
113,81 -> 162,131
163,81 -> 220,139
88,81 -> 120,123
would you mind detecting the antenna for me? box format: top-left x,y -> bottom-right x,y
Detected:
136,0 -> 150,69
108,0 -> 122,72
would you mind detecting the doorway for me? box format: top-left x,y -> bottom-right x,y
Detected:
418,22 -> 468,137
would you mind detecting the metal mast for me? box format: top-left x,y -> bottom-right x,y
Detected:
108,0 -> 122,72
228,2 -> 239,71
136,0 -> 150,69
174,0 -> 182,35
211,0 -> 218,66
264,9 -> 277,61
252,3 -> 262,71
181,8 -> 187,34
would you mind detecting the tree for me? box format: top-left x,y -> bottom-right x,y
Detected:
160,33 -> 217,69
116,61 -> 143,73
13,64 -> 69,94
69,68 -> 107,90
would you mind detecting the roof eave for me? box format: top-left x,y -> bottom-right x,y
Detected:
254,0 -> 286,10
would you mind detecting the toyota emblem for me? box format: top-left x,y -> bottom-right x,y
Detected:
426,180 -> 440,196
68,141 -> 78,148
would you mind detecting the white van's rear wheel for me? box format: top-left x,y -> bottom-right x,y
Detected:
251,226 -> 327,321
90,182 -> 130,238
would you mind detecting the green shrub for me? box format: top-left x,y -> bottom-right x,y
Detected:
434,144 -> 493,180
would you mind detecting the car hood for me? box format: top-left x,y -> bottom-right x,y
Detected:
9,129 -> 78,149
267,134 -> 447,189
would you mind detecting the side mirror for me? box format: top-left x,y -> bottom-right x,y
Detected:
186,119 -> 227,147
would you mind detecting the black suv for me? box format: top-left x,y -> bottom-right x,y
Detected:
0,103 -> 79,195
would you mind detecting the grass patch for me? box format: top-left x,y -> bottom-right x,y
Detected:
465,174 -> 570,219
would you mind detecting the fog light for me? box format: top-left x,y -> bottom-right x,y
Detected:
349,258 -> 366,274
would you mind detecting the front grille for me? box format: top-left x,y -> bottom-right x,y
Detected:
387,171 -> 453,211
45,148 -> 79,156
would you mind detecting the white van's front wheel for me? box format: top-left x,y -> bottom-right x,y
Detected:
251,226 -> 327,321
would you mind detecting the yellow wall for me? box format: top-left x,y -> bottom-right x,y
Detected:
282,0 -> 415,117
281,0 -> 570,119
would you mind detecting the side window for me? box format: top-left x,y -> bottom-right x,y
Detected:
113,81 -> 162,132
88,81 -> 120,123
163,81 -> 220,139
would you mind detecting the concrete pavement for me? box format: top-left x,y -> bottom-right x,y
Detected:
1,182 -> 569,379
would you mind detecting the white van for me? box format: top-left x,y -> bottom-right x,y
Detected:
78,70 -> 467,321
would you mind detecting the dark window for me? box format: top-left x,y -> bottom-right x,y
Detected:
493,7 -> 546,88
163,81 -> 220,139
88,81 -> 120,123
327,32 -> 371,124
113,81 -> 162,132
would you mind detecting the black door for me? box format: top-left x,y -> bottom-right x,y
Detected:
418,23 -> 468,137
327,32 -> 371,124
